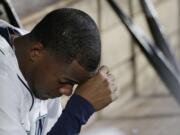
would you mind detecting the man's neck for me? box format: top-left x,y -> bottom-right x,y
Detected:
14,35 -> 31,85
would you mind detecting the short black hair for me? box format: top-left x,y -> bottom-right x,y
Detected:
30,8 -> 101,72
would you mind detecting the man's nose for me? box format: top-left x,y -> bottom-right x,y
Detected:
59,84 -> 74,96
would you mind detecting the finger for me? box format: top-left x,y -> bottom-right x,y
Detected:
98,65 -> 109,75
109,82 -> 118,93
111,87 -> 120,101
107,74 -> 115,82
107,74 -> 117,90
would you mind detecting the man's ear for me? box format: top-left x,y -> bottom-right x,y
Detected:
29,42 -> 44,62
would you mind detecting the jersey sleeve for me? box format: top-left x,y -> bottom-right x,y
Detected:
0,72 -> 27,135
47,94 -> 95,135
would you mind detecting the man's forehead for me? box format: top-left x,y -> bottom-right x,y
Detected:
63,60 -> 93,84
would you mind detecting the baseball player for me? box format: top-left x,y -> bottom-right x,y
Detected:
0,8 -> 118,135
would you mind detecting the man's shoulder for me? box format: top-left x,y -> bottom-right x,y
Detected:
0,45 -> 23,97
0,20 -> 27,56
0,19 -> 28,35
0,19 -> 11,27
0,57 -> 19,90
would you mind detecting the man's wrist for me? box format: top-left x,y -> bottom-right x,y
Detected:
64,94 -> 95,125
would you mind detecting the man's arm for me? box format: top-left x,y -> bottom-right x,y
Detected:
48,94 -> 95,135
48,66 -> 118,135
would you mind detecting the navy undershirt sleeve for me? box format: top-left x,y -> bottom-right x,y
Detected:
47,94 -> 95,135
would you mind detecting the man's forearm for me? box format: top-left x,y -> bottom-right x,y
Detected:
47,94 -> 95,135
